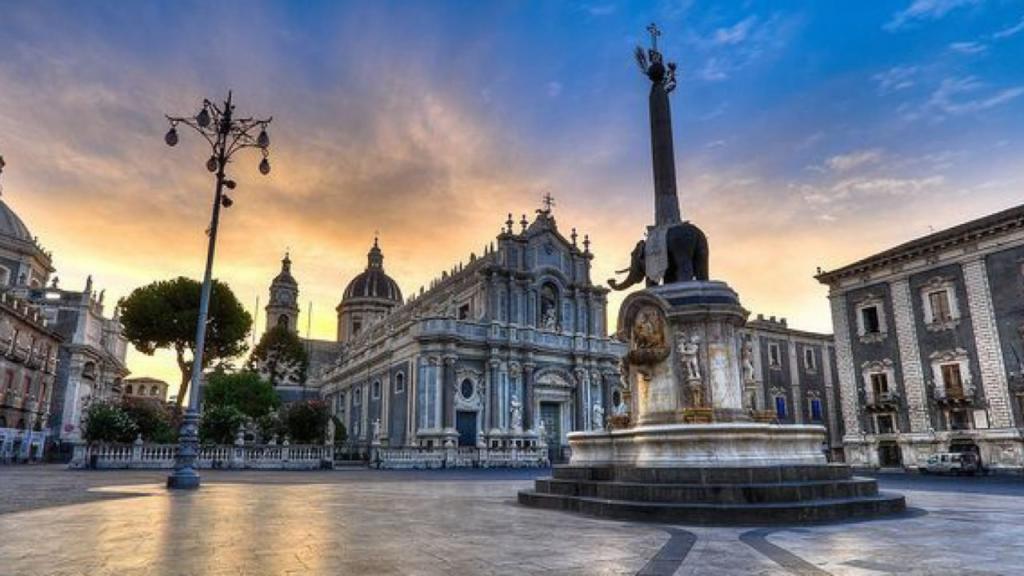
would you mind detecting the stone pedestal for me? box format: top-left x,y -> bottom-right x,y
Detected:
520,280 -> 905,524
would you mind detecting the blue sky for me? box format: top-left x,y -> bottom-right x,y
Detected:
1,0 -> 1023,387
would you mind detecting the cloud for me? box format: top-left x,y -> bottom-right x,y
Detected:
926,76 -> 1024,116
884,0 -> 980,32
948,41 -> 988,54
546,81 -> 563,98
826,149 -> 884,172
993,16 -> 1024,39
713,16 -> 758,46
873,65 -> 919,94
799,175 -> 945,206
697,58 -> 729,81
580,3 -> 615,17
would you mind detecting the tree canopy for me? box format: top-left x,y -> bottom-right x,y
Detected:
119,277 -> 252,407
203,371 -> 280,419
248,325 -> 309,388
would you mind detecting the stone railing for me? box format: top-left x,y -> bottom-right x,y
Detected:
372,444 -> 549,470
69,441 -> 334,470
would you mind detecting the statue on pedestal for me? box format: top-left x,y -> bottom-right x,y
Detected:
371,418 -> 381,445
677,331 -> 701,382
510,395 -> 523,433
742,335 -> 756,384
592,403 -> 605,431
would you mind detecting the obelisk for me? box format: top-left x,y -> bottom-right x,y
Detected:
640,23 -> 681,227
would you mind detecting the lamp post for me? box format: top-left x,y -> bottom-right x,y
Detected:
164,91 -> 272,489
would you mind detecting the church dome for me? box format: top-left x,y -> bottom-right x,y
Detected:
342,239 -> 403,303
0,198 -> 33,242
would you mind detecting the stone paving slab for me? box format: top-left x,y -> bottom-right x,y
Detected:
1,467 -> 1024,575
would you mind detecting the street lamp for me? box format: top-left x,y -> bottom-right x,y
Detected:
164,91 -> 272,489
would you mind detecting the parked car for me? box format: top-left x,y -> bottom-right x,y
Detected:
923,452 -> 980,475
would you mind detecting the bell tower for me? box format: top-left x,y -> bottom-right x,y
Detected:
266,252 -> 300,333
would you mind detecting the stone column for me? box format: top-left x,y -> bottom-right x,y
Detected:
574,367 -> 587,431
890,278 -> 930,433
442,355 -> 456,430
488,357 -> 500,432
380,372 -> 390,445
523,362 -> 535,431
962,258 -> 1013,429
829,292 -> 864,436
822,345 -> 840,446
787,339 -> 803,423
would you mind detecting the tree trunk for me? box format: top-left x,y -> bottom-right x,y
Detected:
175,345 -> 191,409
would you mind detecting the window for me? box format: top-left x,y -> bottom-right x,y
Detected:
768,343 -> 782,368
870,372 -> 889,397
941,363 -> 964,396
803,348 -> 816,371
372,381 -> 381,400
612,389 -> 622,408
949,409 -> 971,430
861,306 -> 881,334
352,319 -> 362,336
277,314 -> 289,328
876,414 -> 895,434
774,396 -> 787,419
125,384 -> 133,395
458,303 -> 471,320
394,372 -> 405,394
810,398 -> 823,422
0,266 -> 9,286
460,378 -> 474,400
354,388 -> 362,406
151,385 -> 159,396
339,392 -> 346,408
928,290 -> 952,323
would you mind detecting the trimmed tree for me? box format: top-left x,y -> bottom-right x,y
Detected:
248,325 -> 309,388
203,371 -> 280,420
281,400 -> 331,444
119,277 -> 252,408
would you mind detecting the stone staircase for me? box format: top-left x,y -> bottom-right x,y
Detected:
518,464 -> 905,525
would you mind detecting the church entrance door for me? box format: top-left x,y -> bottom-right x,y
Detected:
456,410 -> 477,447
540,402 -> 563,463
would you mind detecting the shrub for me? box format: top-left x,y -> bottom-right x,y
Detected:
82,402 -> 138,444
121,398 -> 178,444
199,404 -> 247,445
281,400 -> 330,444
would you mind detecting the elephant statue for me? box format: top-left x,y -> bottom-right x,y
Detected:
608,222 -> 710,290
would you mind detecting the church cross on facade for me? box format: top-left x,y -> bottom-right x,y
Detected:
542,192 -> 556,213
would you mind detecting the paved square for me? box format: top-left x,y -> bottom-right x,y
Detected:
0,467 -> 1022,575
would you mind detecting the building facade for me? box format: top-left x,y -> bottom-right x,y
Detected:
0,291 -> 61,461
817,204 -> 1024,472
741,316 -> 844,461
312,208 -> 625,461
1,192 -> 128,450
123,377 -> 169,403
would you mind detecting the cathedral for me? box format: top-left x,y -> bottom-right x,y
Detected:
264,205 -> 626,463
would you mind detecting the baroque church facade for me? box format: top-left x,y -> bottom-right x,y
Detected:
269,207 -> 626,461
0,185 -> 128,458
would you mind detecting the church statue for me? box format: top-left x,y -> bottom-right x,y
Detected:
677,331 -> 701,382
371,418 -> 381,444
536,419 -> 547,446
592,403 -> 605,431
609,24 -> 709,291
510,395 -> 523,433
542,307 -> 557,330
741,335 -> 756,384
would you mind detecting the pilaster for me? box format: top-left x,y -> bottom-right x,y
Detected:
829,292 -> 863,436
962,258 -> 1013,428
787,339 -> 802,423
889,278 -> 930,433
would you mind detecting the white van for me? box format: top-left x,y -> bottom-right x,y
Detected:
923,452 -> 980,475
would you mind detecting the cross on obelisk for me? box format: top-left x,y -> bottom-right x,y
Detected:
640,23 -> 681,227
647,22 -> 661,51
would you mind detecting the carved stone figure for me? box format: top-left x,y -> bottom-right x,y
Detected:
510,395 -> 523,433
536,418 -> 547,445
742,335 -> 756,384
371,418 -> 381,444
542,307 -> 557,330
677,332 -> 701,382
629,307 -> 669,364
592,403 -> 605,431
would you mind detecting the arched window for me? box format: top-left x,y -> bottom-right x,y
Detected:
539,283 -> 558,330
277,314 -> 289,328
394,372 -> 405,394
151,385 -> 159,396
612,389 -> 622,408
372,380 -> 381,400
125,384 -> 133,395
354,387 -> 362,406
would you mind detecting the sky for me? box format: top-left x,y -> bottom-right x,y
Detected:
1,0 -> 1024,395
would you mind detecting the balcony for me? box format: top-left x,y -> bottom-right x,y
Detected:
933,383 -> 976,406
866,391 -> 901,412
